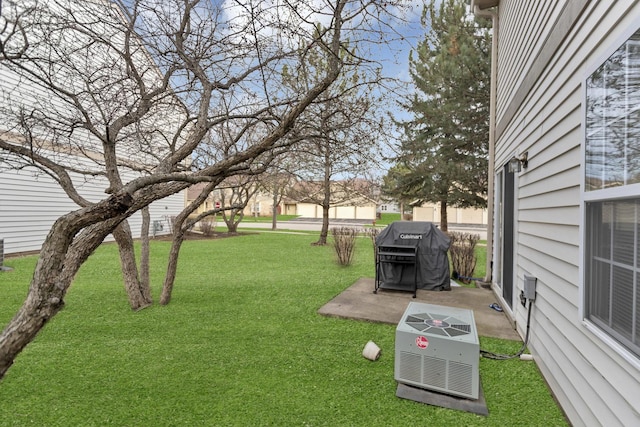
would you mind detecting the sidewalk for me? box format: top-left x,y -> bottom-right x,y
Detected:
239,219 -> 488,239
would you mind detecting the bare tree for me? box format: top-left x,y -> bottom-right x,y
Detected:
258,164 -> 296,230
160,180 -> 218,306
283,48 -> 388,245
159,179 -> 251,305
0,0 -> 390,377
0,0 -> 411,380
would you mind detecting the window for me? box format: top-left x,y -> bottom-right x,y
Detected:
585,29 -> 640,357
586,30 -> 640,190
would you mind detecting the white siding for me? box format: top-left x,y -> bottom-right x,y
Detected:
0,0 -> 186,255
496,0 -> 561,123
0,166 -> 184,255
494,1 -> 640,426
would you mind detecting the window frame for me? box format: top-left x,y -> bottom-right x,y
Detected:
581,23 -> 640,365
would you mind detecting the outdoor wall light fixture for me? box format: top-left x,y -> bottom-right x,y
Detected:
508,152 -> 528,173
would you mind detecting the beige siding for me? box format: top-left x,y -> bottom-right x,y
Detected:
295,203 -> 375,220
335,206 -> 355,219
413,206 -> 435,222
243,193 -> 275,217
355,205 -> 375,220
493,1 -> 640,425
283,203 -> 296,215
295,203 -> 317,218
459,208 -> 484,224
412,204 -> 487,226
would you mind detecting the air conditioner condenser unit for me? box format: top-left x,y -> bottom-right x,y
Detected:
0,238 -> 12,272
395,302 -> 479,399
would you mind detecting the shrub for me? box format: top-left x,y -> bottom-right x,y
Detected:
365,227 -> 381,263
331,227 -> 360,266
449,231 -> 480,284
365,227 -> 380,254
199,218 -> 214,236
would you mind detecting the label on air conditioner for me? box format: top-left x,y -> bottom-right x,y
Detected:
415,336 -> 429,349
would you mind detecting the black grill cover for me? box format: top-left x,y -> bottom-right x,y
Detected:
376,221 -> 451,291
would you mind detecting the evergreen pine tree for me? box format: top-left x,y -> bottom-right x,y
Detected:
389,0 -> 491,231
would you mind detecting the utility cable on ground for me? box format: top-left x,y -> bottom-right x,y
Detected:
480,299 -> 533,360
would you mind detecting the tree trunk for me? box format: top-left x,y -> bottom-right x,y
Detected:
140,207 -> 151,290
271,190 -> 278,231
224,209 -> 243,233
315,204 -> 330,245
0,193 -> 133,380
314,143 -> 332,246
160,231 -> 185,305
113,221 -> 152,310
160,202 -> 191,306
161,181 -> 217,305
440,200 -> 448,232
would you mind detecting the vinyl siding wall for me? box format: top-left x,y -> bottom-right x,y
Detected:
0,165 -> 184,255
0,0 -> 185,255
494,1 -> 640,425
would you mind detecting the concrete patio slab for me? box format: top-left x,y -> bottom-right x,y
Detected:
318,277 -> 520,341
396,382 -> 489,416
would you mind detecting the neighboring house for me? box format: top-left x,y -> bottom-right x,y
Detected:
0,0 -> 185,255
287,179 -> 377,221
186,181 -> 277,219
186,183 -> 216,217
186,177 -> 379,221
245,190 -> 278,218
294,201 -> 376,221
378,201 -> 400,214
473,0 -> 640,425
0,168 -> 185,255
412,203 -> 488,226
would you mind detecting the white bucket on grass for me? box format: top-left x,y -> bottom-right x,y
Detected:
362,341 -> 381,361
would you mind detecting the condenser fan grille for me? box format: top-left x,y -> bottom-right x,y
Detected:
405,312 -> 471,337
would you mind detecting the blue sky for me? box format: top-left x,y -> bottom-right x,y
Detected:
379,2 -> 425,85
372,4 -> 427,156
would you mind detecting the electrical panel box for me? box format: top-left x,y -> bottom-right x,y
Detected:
523,275 -> 537,300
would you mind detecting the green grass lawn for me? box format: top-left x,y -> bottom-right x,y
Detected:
0,233 -> 566,426
240,214 -> 300,223
377,212 -> 402,225
474,241 -> 487,280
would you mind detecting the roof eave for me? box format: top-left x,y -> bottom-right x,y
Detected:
470,0 -> 499,10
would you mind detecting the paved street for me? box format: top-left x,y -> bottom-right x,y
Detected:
237,218 -> 487,239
